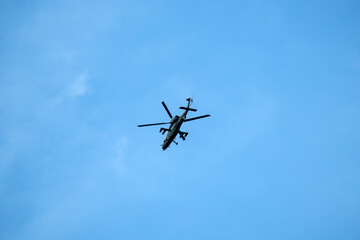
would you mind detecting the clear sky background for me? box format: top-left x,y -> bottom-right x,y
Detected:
1,0 -> 359,239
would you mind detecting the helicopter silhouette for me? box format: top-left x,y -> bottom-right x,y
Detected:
138,97 -> 211,150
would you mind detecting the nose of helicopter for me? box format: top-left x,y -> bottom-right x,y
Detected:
162,139 -> 169,150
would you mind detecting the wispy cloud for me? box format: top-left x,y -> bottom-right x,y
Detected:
68,73 -> 88,97
52,73 -> 89,104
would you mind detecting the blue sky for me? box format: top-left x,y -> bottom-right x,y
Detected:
1,0 -> 359,239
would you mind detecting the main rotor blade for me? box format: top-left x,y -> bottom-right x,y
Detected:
184,115 -> 211,122
138,122 -> 170,127
162,101 -> 173,119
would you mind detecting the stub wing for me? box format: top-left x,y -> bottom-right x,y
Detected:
160,128 -> 171,134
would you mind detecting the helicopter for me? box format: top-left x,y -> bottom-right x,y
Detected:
138,97 -> 211,150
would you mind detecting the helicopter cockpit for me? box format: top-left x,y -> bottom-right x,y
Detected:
170,115 -> 179,124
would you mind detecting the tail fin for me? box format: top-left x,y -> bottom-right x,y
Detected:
180,97 -> 196,111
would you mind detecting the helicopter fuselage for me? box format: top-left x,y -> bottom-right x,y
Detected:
162,113 -> 187,150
